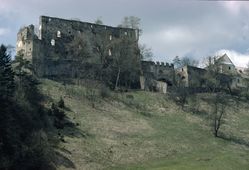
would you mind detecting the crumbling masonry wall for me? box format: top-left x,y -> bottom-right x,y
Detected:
140,61 -> 175,92
176,65 -> 206,88
17,16 -> 139,79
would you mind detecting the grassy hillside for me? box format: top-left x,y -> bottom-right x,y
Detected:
39,79 -> 249,170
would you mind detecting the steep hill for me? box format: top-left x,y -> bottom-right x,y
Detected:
39,79 -> 249,170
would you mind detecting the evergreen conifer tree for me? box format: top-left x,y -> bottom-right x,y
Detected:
0,44 -> 14,99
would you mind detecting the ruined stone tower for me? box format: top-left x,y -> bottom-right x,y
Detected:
16,25 -> 37,60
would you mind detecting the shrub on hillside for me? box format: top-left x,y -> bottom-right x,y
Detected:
170,86 -> 190,110
51,103 -> 65,121
58,97 -> 65,108
51,102 -> 65,129
99,85 -> 111,98
85,86 -> 98,108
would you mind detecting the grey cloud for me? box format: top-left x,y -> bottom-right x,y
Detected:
1,0 -> 249,65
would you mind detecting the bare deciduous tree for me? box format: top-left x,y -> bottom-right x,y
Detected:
118,16 -> 142,35
68,32 -> 93,61
108,38 -> 140,90
172,56 -> 181,69
139,44 -> 153,61
212,92 -> 227,137
94,17 -> 103,25
181,56 -> 199,67
172,56 -> 199,68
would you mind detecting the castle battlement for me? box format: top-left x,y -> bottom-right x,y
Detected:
142,60 -> 174,69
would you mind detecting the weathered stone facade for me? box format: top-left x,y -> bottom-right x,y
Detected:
140,61 -> 175,93
175,65 -> 206,88
16,16 -> 248,92
214,54 -> 249,89
214,54 -> 236,75
176,54 -> 249,90
16,16 -> 139,79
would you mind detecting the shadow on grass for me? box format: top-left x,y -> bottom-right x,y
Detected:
61,116 -> 92,138
184,106 -> 209,117
139,111 -> 153,117
44,98 -> 91,169
218,133 -> 249,148
64,106 -> 72,112
50,115 -> 91,169
54,150 -> 76,169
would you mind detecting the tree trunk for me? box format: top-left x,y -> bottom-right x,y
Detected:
115,67 -> 120,91
214,128 -> 218,137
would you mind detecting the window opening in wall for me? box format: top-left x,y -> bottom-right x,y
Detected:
48,18 -> 51,22
124,31 -> 128,36
51,39 -> 55,46
182,68 -> 184,72
90,25 -> 93,28
109,35 -> 112,40
57,31 -> 61,37
68,30 -> 71,34
108,49 -> 112,56
220,65 -> 223,73
229,66 -> 231,70
29,48 -> 31,51
135,29 -> 139,39
38,25 -> 42,40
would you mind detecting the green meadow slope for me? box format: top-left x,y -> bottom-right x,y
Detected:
39,79 -> 249,170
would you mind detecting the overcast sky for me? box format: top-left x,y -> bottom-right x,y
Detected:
1,0 -> 249,67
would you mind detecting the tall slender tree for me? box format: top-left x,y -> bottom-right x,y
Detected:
0,45 -> 15,99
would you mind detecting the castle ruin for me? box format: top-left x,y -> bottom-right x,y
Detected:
16,16 -> 248,93
16,16 -> 140,80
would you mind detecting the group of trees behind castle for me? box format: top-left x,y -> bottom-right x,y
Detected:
67,16 -> 153,90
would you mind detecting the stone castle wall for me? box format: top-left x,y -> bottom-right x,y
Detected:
140,61 -> 175,92
176,66 -> 206,87
141,61 -> 175,84
17,16 -> 139,78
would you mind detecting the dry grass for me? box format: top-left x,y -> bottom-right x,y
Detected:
39,79 -> 249,170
